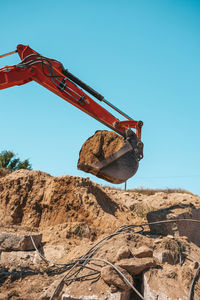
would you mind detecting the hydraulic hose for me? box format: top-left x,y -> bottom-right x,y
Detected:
63,69 -> 104,101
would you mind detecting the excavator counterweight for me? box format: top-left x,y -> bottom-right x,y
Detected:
0,44 -> 143,184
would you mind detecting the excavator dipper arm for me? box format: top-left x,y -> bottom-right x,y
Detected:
0,44 -> 142,139
0,44 -> 143,183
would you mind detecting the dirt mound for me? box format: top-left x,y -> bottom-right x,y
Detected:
0,169 -> 199,233
0,169 -> 128,231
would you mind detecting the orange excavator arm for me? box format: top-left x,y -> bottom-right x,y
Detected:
0,45 -> 143,139
0,44 -> 143,183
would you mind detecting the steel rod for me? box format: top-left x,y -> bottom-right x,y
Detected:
0,50 -> 17,59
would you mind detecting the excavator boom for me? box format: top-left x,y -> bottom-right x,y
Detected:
0,44 -> 143,183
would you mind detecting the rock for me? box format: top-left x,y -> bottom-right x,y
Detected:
101,265 -> 134,290
43,245 -> 66,261
1,251 -> 36,267
143,271 -> 165,300
115,246 -> 131,261
143,268 -> 189,300
132,246 -> 153,258
153,250 -> 177,265
0,232 -> 42,251
147,207 -> 200,247
117,257 -> 156,275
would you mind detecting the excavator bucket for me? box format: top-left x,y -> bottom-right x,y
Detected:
77,130 -> 143,184
90,139 -> 139,184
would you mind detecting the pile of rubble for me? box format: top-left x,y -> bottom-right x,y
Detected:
0,169 -> 199,299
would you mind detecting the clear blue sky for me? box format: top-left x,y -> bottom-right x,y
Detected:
1,0 -> 200,195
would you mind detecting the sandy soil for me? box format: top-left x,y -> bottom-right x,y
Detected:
0,170 -> 199,300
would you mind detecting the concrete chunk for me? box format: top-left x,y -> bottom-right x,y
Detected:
115,246 -> 131,261
0,232 -> 42,251
153,250 -> 177,265
147,207 -> 200,246
1,251 -> 36,267
117,257 -> 156,275
101,265 -> 134,290
143,268 -> 189,300
132,246 -> 153,258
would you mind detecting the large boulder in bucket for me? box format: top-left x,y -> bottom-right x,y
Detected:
77,130 -> 139,184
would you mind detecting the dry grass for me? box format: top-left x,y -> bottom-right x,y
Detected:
128,187 -> 194,196
162,238 -> 189,263
104,185 -> 194,196
130,203 -> 154,218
